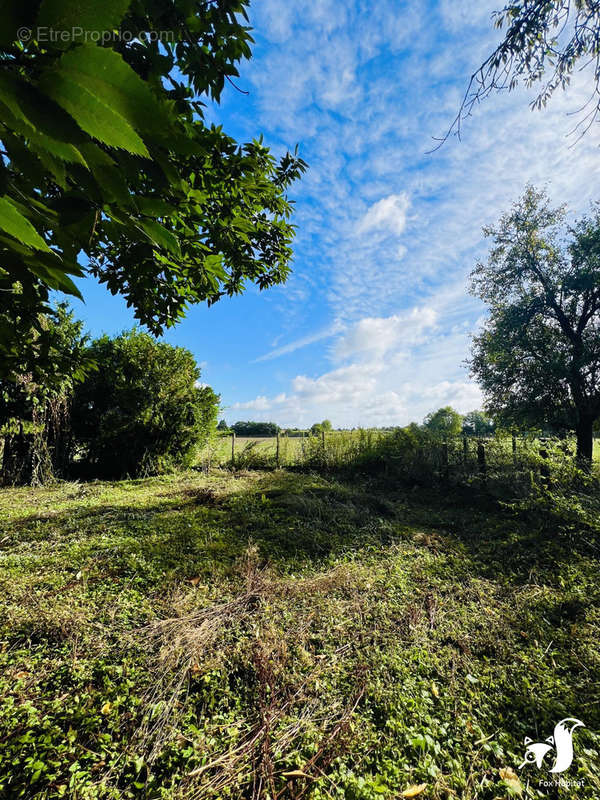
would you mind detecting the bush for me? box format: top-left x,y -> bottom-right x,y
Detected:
71,330 -> 218,477
232,421 -> 280,436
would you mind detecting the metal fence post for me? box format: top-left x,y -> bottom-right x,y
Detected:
477,440 -> 486,486
539,441 -> 551,488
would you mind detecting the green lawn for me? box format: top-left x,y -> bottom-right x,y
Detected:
0,469 -> 598,798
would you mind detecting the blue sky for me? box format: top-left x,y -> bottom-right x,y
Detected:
72,0 -> 600,428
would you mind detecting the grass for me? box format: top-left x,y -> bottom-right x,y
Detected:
0,468 -> 599,799
203,433 -> 600,477
201,431 -> 388,470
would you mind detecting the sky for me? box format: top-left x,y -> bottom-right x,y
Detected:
72,0 -> 600,428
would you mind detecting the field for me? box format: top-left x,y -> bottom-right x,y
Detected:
1,466 -> 599,799
204,432 -> 600,471
203,434 -> 319,468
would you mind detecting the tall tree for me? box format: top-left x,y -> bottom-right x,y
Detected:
0,0 -> 306,377
444,1 -> 600,143
423,406 -> 463,438
462,410 -> 495,437
470,186 -> 600,464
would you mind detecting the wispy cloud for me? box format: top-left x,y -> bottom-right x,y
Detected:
209,0 -> 600,426
252,322 -> 342,362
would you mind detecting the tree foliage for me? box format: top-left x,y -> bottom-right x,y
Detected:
444,1 -> 600,143
423,406 -> 463,438
0,0 -> 307,376
71,330 -> 219,477
470,186 -> 600,463
0,304 -> 92,484
462,410 -> 495,437
231,420 -> 279,436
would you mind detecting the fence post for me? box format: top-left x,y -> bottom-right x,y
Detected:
442,440 -> 449,481
539,442 -> 551,488
276,430 -> 280,469
477,440 -> 486,486
231,431 -> 236,467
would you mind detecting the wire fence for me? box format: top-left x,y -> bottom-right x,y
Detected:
199,429 -> 595,496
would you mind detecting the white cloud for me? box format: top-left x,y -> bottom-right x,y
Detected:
357,193 -> 410,236
229,295 -> 480,428
228,359 -> 482,429
231,395 -> 271,412
334,307 -> 437,361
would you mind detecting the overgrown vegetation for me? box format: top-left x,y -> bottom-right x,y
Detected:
0,304 -> 93,485
0,325 -> 219,484
0,466 -> 598,799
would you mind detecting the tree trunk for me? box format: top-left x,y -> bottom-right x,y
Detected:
575,415 -> 594,468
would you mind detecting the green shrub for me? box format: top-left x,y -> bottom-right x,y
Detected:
71,330 -> 218,478
232,421 -> 280,436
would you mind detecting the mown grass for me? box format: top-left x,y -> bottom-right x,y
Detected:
0,469 -> 598,799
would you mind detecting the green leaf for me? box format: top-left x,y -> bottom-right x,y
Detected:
40,44 -> 174,146
136,197 -> 176,217
0,72 -> 86,144
0,196 -> 52,252
37,0 -> 132,37
36,148 -> 68,188
92,164 -> 134,206
27,261 -> 83,298
232,216 -> 255,234
204,254 -> 226,279
138,220 -> 181,256
0,101 -> 88,167
39,47 -> 152,156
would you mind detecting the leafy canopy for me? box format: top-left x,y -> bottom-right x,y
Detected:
423,406 -> 463,438
469,186 -> 600,461
311,419 -> 332,435
71,329 -> 219,477
0,0 -> 307,374
0,302 -> 93,432
0,304 -> 93,485
231,420 -> 279,436
462,410 -> 495,437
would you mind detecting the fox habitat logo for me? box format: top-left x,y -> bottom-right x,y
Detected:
519,717 -> 584,774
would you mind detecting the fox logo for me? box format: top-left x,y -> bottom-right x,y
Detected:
519,718 -> 585,773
